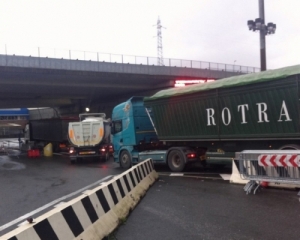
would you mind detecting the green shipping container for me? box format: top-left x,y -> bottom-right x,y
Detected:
144,65 -> 300,141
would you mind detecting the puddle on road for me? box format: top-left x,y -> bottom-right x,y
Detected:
0,156 -> 25,170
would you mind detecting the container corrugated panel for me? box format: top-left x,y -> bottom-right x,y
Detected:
145,72 -> 300,141
30,118 -> 78,142
218,76 -> 299,138
149,90 -> 219,140
30,119 -> 64,142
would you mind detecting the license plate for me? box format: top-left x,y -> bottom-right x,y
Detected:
79,151 -> 95,155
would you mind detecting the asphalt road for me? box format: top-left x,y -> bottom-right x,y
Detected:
2,145 -> 299,240
114,175 -> 300,240
0,152 -> 124,235
0,146 -> 231,237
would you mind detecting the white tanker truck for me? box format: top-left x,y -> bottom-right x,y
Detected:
68,113 -> 112,163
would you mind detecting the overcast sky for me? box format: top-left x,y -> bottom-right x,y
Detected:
0,0 -> 299,70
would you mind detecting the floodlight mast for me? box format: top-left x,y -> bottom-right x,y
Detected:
247,0 -> 276,71
259,0 -> 266,71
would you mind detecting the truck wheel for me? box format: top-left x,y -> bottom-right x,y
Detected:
168,149 -> 186,172
280,144 -> 300,150
201,160 -> 207,168
120,150 -> 131,169
53,143 -> 59,153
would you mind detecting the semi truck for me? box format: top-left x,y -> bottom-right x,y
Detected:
111,64 -> 300,172
24,117 -> 78,152
68,113 -> 112,163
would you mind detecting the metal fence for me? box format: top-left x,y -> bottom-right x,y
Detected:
238,150 -> 300,195
0,139 -> 22,157
0,45 -> 260,74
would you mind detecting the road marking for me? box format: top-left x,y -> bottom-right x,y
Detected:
159,172 -> 231,181
170,173 -> 184,176
0,175 -> 114,232
53,201 -> 67,208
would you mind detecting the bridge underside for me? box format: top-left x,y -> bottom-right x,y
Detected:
0,54 -> 248,117
0,66 -> 174,110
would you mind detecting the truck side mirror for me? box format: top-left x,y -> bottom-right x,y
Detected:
111,122 -> 115,134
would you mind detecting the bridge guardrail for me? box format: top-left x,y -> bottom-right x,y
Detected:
0,45 -> 260,74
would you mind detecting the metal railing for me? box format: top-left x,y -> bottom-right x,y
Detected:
0,139 -> 22,157
0,45 -> 260,74
238,150 -> 300,195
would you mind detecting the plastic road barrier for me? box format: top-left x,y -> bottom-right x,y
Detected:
27,149 -> 40,158
0,158 -> 158,240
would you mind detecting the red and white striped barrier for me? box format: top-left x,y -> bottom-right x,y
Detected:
258,154 -> 300,167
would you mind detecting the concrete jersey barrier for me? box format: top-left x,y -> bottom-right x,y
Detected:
1,159 -> 158,240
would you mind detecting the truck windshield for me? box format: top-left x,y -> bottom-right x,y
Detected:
112,120 -> 122,134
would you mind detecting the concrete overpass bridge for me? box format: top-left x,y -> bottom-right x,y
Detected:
0,50 -> 260,117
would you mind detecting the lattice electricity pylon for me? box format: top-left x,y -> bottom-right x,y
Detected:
155,16 -> 166,66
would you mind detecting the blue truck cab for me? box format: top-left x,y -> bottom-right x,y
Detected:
112,96 -> 200,171
111,97 -> 164,168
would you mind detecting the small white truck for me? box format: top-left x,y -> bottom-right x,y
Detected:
68,113 -> 112,163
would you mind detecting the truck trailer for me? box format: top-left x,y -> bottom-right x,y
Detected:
68,113 -> 112,163
111,64 -> 300,172
25,117 -> 78,152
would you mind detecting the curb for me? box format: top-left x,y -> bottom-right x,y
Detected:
0,159 -> 158,240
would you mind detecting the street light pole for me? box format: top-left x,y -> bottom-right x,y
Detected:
247,0 -> 276,72
259,0 -> 266,71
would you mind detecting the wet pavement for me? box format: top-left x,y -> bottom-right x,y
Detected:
114,175 -> 300,240
0,153 -> 123,235
1,139 -> 299,240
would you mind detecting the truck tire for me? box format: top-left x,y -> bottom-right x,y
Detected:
53,143 -> 59,153
168,149 -> 186,172
120,150 -> 131,169
280,144 -> 300,150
